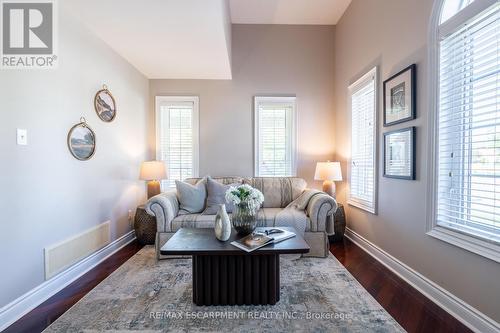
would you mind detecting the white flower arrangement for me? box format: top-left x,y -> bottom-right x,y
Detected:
225,184 -> 264,212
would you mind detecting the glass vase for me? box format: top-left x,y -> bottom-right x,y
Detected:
231,202 -> 257,236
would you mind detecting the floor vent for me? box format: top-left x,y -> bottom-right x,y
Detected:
44,221 -> 111,280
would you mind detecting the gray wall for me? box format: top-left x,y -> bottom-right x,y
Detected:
150,24 -> 336,187
0,10 -> 149,307
333,0 -> 500,320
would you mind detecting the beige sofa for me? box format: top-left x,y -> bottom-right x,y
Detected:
145,177 -> 337,259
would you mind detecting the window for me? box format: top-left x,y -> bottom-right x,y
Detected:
348,67 -> 377,214
254,96 -> 297,177
428,0 -> 500,261
440,0 -> 476,23
155,96 -> 199,188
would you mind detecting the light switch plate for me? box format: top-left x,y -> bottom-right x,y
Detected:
17,129 -> 27,145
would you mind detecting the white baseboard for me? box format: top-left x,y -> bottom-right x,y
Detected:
344,228 -> 499,333
0,230 -> 136,332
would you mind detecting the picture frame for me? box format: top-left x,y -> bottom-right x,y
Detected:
67,117 -> 96,161
383,127 -> 416,180
94,85 -> 116,122
383,64 -> 416,126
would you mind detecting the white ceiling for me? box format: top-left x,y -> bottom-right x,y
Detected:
63,0 -> 351,79
230,0 -> 352,25
62,0 -> 232,79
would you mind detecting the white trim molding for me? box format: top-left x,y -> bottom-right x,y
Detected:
438,0 -> 497,37
345,228 -> 500,333
427,227 -> 500,264
0,230 -> 136,332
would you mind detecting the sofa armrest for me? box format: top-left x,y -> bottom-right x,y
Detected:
306,192 -> 338,233
145,190 -> 179,233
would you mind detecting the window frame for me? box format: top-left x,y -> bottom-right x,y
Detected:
155,95 -> 200,188
347,67 -> 378,214
254,96 -> 298,177
427,0 -> 500,263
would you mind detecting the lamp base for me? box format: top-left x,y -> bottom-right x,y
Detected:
147,180 -> 161,199
322,180 -> 336,198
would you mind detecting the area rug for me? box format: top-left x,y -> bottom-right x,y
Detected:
44,246 -> 405,332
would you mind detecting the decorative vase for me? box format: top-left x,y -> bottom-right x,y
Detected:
231,202 -> 258,236
214,204 -> 231,241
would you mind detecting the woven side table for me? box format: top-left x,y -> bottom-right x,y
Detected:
329,203 -> 346,243
134,205 -> 157,245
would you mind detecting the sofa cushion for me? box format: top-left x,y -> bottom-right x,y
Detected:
182,176 -> 307,208
175,178 -> 206,214
171,208 -> 312,232
202,177 -> 239,215
244,177 -> 307,208
256,208 -> 312,231
171,213 -> 217,231
184,177 -> 244,186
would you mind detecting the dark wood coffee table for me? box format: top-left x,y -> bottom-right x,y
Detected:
160,227 -> 309,306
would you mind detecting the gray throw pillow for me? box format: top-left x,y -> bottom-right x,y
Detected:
202,177 -> 239,215
175,178 -> 207,214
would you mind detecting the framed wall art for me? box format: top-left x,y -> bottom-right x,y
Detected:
383,64 -> 416,126
383,126 -> 415,180
67,117 -> 96,161
94,84 -> 116,122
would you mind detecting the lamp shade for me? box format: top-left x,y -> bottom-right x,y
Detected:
139,161 -> 167,181
314,161 -> 342,181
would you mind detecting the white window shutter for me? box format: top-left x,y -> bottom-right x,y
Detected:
348,68 -> 377,214
156,96 -> 199,189
254,97 -> 297,177
437,2 -> 500,242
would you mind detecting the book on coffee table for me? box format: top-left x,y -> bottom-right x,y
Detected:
231,227 -> 296,252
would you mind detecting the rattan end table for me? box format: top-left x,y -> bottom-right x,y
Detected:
134,205 -> 157,245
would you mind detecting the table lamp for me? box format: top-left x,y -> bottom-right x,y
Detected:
140,161 -> 167,199
314,161 -> 342,197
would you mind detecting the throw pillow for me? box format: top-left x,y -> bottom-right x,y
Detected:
202,177 -> 239,215
175,178 -> 207,214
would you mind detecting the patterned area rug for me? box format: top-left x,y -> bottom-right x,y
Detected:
44,246 -> 404,332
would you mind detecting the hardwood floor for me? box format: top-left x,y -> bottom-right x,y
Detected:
3,241 -> 143,333
5,238 -> 471,333
329,238 -> 471,333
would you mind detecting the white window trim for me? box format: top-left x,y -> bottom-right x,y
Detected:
426,0 -> 500,263
438,0 -> 497,37
347,67 -> 378,214
155,96 -> 200,187
254,96 -> 298,177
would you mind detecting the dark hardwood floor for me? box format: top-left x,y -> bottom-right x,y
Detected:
4,238 -> 471,333
330,238 -> 471,333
